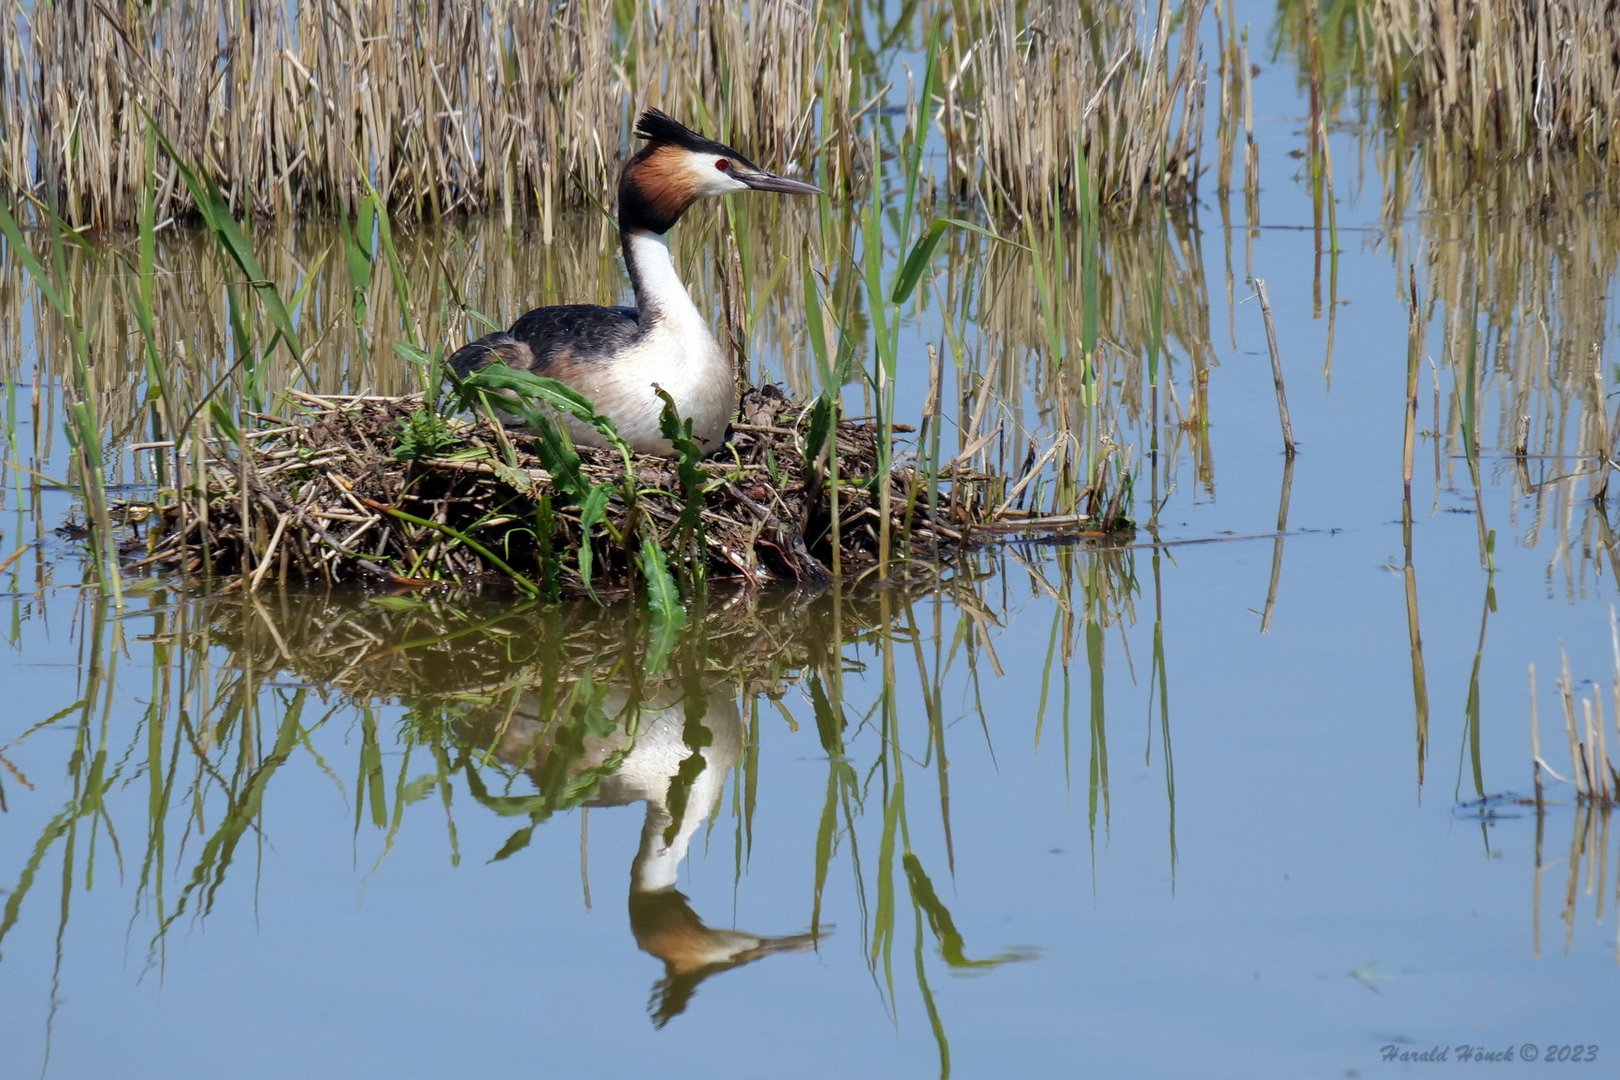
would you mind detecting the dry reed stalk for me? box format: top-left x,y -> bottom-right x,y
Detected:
1240,31 -> 1258,213
1253,278 -> 1296,457
0,0 -> 837,227
942,0 -> 1208,220
1214,0 -> 1235,195
1560,650 -> 1585,799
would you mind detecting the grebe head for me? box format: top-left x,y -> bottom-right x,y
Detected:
619,109 -> 820,233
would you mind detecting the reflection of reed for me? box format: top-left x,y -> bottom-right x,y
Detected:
203,585 -> 913,705
1532,802 -> 1615,962
969,213 -> 1214,414
1378,143 -> 1620,588
939,209 -> 1216,498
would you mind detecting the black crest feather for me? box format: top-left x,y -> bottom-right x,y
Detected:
634,109 -> 736,158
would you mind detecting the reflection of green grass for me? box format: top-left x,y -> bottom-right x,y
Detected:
2,554 -> 1169,1059
0,197 -> 121,603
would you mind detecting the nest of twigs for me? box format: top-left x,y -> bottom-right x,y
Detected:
137,385 -> 1121,595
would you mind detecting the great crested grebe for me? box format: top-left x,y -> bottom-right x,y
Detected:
448,109 -> 820,457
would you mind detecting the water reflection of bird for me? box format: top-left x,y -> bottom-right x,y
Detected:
496,682 -> 822,1027
448,110 -> 820,457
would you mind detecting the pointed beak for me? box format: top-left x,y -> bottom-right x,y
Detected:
734,165 -> 821,196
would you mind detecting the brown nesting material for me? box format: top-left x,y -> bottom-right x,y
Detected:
138,385 -> 1121,595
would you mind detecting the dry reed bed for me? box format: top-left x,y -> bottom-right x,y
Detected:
942,0 -> 1208,218
1,0 -> 1219,227
1360,0 -> 1620,169
1,0 -> 843,227
16,1 -> 1619,228
138,387 -> 1122,595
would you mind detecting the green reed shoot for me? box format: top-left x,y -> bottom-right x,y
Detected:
151,125 -> 308,392
126,124 -> 181,484
862,25 -> 946,569
340,194 -> 379,321
805,152 -> 861,577
656,389 -> 710,592
1148,175 -> 1170,391
1459,281 -> 1480,463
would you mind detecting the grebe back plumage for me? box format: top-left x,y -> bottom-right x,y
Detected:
448,110 -> 819,456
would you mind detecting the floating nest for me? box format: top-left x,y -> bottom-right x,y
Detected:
136,385 -> 1126,595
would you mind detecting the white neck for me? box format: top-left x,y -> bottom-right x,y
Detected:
633,805 -> 693,892
607,226 -> 734,453
624,228 -> 703,325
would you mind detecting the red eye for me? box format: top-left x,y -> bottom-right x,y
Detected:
715,159 -> 730,172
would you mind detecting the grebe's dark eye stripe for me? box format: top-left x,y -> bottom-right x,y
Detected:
715,159 -> 730,172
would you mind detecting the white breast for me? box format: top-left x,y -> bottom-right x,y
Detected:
565,230 -> 736,456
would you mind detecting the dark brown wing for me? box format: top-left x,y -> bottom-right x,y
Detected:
448,303 -> 640,379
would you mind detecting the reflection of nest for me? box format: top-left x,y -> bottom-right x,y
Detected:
196,574 -> 998,707
139,386 -> 1095,595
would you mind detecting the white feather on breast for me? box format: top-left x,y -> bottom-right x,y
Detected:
563,230 -> 735,455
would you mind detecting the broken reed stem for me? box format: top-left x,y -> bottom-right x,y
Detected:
1592,692 -> 1612,804
1254,278 -> 1297,457
1404,265 -> 1420,489
1561,649 -> 1583,800
1547,641 -> 1618,808
1531,662 -> 1544,807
